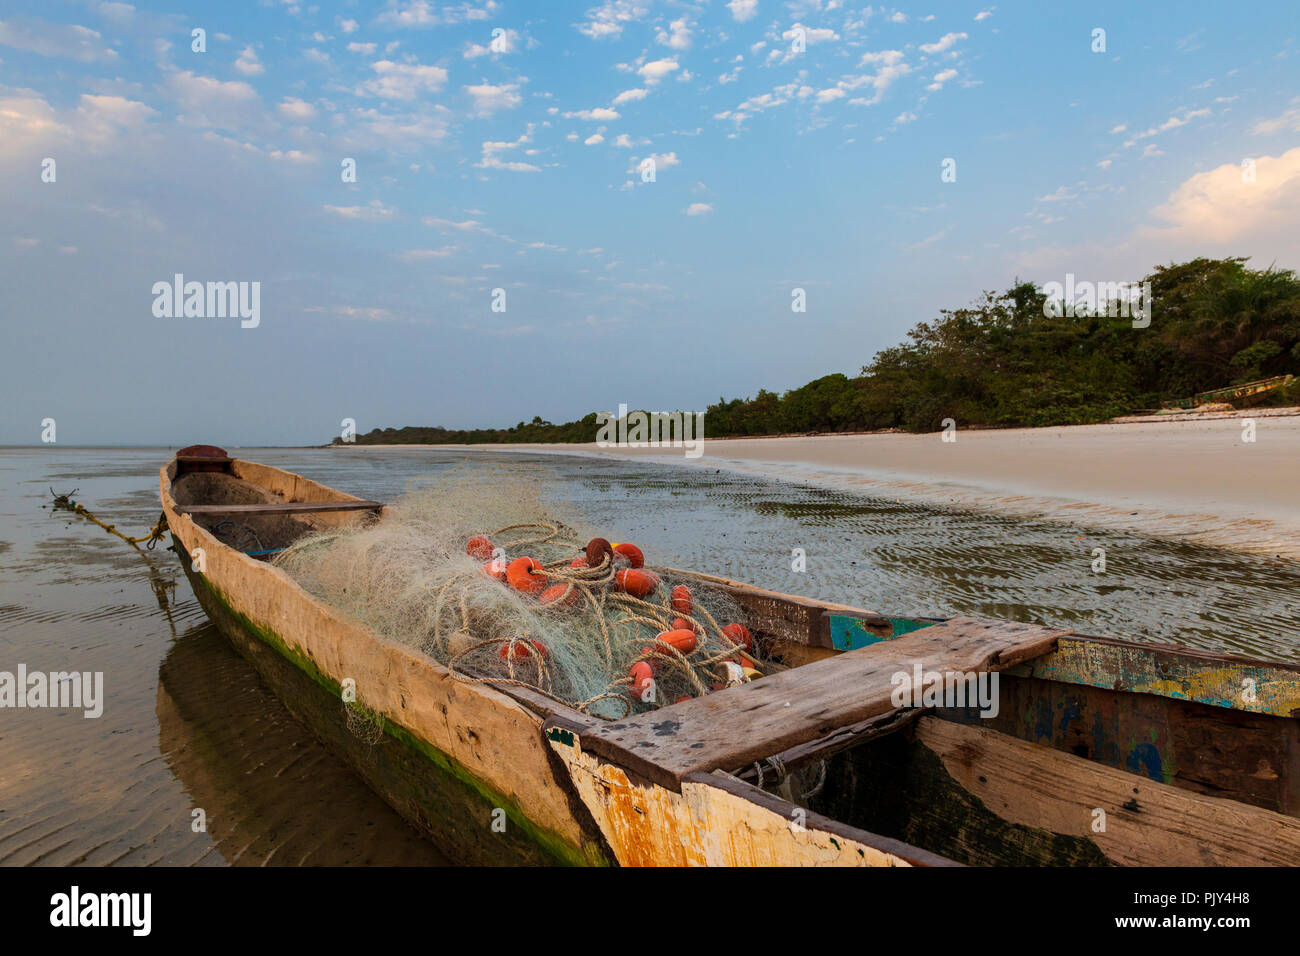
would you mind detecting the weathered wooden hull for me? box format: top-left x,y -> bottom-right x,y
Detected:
161,456 -> 924,866
161,454 -> 1300,867
161,459 -> 612,866
173,546 -> 585,865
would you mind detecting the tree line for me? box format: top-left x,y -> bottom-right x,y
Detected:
337,257 -> 1300,445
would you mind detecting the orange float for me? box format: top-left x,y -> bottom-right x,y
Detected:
612,542 -> 644,568
646,627 -> 697,656
671,616 -> 699,633
539,583 -> 579,609
499,637 -> 548,661
466,536 -> 494,561
721,623 -> 753,654
480,559 -> 508,582
628,661 -> 654,700
569,556 -> 589,569
614,568 -> 659,598
506,556 -> 547,595
670,584 -> 693,615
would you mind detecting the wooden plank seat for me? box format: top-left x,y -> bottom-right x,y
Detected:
579,617 -> 1068,790
174,500 -> 383,516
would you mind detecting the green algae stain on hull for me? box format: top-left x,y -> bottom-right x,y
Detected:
174,540 -> 610,867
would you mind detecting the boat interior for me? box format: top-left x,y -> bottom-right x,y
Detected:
167,454 -> 1300,866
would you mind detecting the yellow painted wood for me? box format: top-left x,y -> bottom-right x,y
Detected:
546,730 -> 926,867
1008,637 -> 1300,718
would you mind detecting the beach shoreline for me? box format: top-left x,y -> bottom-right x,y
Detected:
334,411 -> 1300,560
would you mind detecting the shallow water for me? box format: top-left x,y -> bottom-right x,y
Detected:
1,445 -> 1298,866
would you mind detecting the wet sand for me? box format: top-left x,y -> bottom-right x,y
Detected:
412,413 -> 1300,561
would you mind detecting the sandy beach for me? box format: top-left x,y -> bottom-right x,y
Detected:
343,410 -> 1300,560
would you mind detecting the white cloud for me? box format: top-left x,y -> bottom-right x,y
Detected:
166,71 -> 259,130
358,60 -> 449,100
269,149 -> 316,163
1147,147 -> 1300,242
348,42 -> 378,54
577,1 -> 649,40
638,57 -> 680,84
396,246 -> 457,261
92,2 -> 135,22
348,105 -> 452,147
78,94 -> 155,128
279,96 -> 317,120
323,199 -> 397,220
628,151 -> 679,176
0,18 -> 117,62
919,32 -> 967,54
612,88 -> 648,105
465,82 -> 522,115
974,9 -> 993,21
656,17 -> 692,50
563,106 -> 620,120
1123,108 -> 1210,147
685,202 -> 712,215
374,0 -> 493,29
584,132 -> 604,145
476,127 -> 541,171
727,0 -> 758,22
1037,186 -> 1078,202
465,27 -> 521,58
782,24 -> 839,46
843,52 -> 911,106
928,68 -> 957,90
341,19 -> 359,33
234,45 -> 264,76
1252,101 -> 1300,135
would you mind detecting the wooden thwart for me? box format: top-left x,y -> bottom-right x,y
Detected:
175,500 -> 383,516
581,617 -> 1067,790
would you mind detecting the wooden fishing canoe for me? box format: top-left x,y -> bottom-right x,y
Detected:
160,448 -> 1300,866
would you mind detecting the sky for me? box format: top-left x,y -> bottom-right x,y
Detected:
1,0 -> 1298,445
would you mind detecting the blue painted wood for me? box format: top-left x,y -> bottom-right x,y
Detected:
828,615 -> 938,650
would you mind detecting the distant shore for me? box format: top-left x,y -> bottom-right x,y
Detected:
335,409 -> 1300,560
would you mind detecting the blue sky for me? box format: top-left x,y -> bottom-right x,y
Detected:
1,0 -> 1298,444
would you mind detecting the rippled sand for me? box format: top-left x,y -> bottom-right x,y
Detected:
486,412 -> 1300,561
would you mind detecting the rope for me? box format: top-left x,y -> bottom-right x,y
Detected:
396,519 -> 762,719
52,491 -> 168,551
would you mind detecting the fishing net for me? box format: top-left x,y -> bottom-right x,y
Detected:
273,464 -> 761,720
